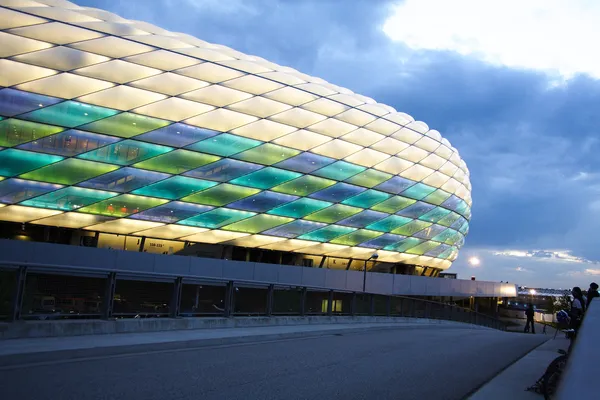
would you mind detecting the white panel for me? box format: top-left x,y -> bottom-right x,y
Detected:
9,22 -> 103,44
272,129 -> 332,151
30,0 -> 81,7
13,46 -> 110,71
328,93 -> 364,107
126,21 -> 173,36
181,229 -> 249,244
0,31 -> 52,57
420,153 -> 447,170
364,118 -> 401,135
17,6 -> 99,22
175,63 -> 245,83
357,104 -> 390,117
75,8 -> 129,22
295,83 -> 336,96
124,34 -> 193,49
258,71 -> 306,85
300,97 -> 349,117
85,219 -> 164,234
226,96 -> 291,118
341,128 -> 385,147
263,86 -> 319,106
74,60 -> 162,84
133,97 -> 214,121
260,239 -> 319,252
175,47 -> 235,62
231,119 -> 297,141
373,157 -> 414,175
125,50 -> 201,70
344,148 -> 389,167
181,85 -> 253,107
0,0 -> 47,6
384,112 -> 413,126
311,139 -> 362,158
426,129 -> 442,142
414,136 -> 440,152
184,108 -> 258,131
306,118 -> 357,138
325,247 -> 375,259
269,107 -> 326,128
392,127 -> 423,144
439,161 -> 459,177
335,108 -> 377,126
134,225 -> 207,240
400,164 -> 435,181
130,72 -> 209,96
32,212 -> 113,228
397,146 -> 430,163
16,72 -> 114,99
295,243 -> 349,255
74,21 -> 150,36
70,36 -> 154,58
78,85 -> 166,111
421,171 -> 451,188
434,144 -> 453,159
0,7 -> 47,29
440,178 -> 461,194
370,137 -> 410,155
406,121 -> 429,134
0,205 -> 62,222
0,59 -> 56,86
222,75 -> 283,95
218,59 -> 272,74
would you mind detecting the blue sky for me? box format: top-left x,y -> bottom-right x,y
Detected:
79,0 -> 600,288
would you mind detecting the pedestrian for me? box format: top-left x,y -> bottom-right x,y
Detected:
586,282 -> 599,309
524,303 -> 535,334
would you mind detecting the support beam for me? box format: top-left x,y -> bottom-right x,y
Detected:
318,256 -> 326,268
170,277 -> 183,318
421,267 -> 428,276
345,258 -> 353,270
300,287 -> 307,316
102,271 -> 116,320
9,266 -> 27,322
224,281 -> 234,317
138,236 -> 146,252
327,290 -> 334,316
266,284 -> 274,316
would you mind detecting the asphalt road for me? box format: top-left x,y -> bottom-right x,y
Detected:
0,327 -> 546,400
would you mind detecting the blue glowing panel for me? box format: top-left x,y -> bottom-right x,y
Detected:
414,224 -> 447,240
337,210 -> 388,228
135,123 -> 219,147
274,152 -> 335,174
451,216 -> 467,231
18,129 -> 121,156
0,88 -> 62,117
263,219 -> 326,238
131,201 -> 212,223
396,201 -> 436,218
309,182 -> 366,202
184,159 -> 264,182
0,178 -> 62,204
78,167 -> 169,192
374,176 -> 416,195
360,233 -> 406,249
425,243 -> 450,258
400,183 -> 437,200
227,191 -> 298,212
442,195 -> 462,211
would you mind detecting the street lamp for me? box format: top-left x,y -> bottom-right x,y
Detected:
468,256 -> 481,267
363,252 -> 379,292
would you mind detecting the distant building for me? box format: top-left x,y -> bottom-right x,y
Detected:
439,273 -> 457,279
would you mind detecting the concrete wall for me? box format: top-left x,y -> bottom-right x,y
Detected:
0,239 -> 517,298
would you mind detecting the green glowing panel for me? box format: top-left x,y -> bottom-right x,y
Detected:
438,246 -> 458,260
304,204 -> 362,224
406,240 -> 441,255
391,220 -> 432,236
345,169 -> 392,188
181,183 -> 260,206
371,196 -> 416,213
384,237 -> 423,252
21,187 -> 117,211
223,214 -> 294,234
423,189 -> 452,206
78,194 -> 168,217
432,229 -> 461,245
187,133 -> 261,157
20,101 -> 118,128
268,198 -> 331,218
80,113 -> 171,138
298,225 -> 356,242
132,176 -> 217,200
233,143 -> 300,165
78,140 -> 173,165
20,158 -> 119,185
331,229 -> 383,246
419,207 -> 452,223
459,221 -> 469,235
179,208 -> 254,229
229,167 -> 301,189
0,119 -> 65,147
366,215 -> 412,232
133,149 -> 220,174
401,183 -> 437,200
341,189 -> 390,208
0,149 -> 62,177
271,175 -> 336,196
313,161 -> 365,181
437,211 -> 461,227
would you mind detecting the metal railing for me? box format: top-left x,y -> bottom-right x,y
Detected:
0,262 -> 506,330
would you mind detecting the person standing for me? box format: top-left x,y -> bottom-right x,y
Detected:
524,303 -> 535,334
586,282 -> 599,309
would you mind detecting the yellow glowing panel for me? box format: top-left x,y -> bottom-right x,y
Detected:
370,137 -> 410,155
181,229 -> 249,244
341,128 -> 385,147
133,98 -> 214,121
223,234 -> 286,247
307,118 -> 357,138
397,146 -> 430,163
0,8 -> 47,29
32,212 -> 114,228
222,75 -> 283,95
85,219 -> 164,234
227,96 -> 291,118
218,60 -> 272,74
0,205 -> 62,223
13,46 -> 110,71
175,47 -> 235,62
258,71 -> 306,86
181,85 -> 253,107
70,36 -> 154,58
0,59 -> 56,86
373,157 -> 414,175
269,107 -> 326,128
77,86 -> 167,111
300,97 -> 349,117
18,6 -> 100,22
400,164 -> 435,181
422,171 -> 451,188
295,83 -> 336,97
344,148 -> 389,168
133,225 -> 207,240
16,73 -> 114,99
175,63 -> 245,83
125,50 -> 201,70
130,72 -> 209,96
328,93 -> 364,107
325,247 -> 375,259
364,118 -> 401,136
385,112 -> 414,126
357,104 -> 390,116
294,242 -> 348,255
231,119 -> 297,141
9,22 -> 103,45
335,108 -> 377,126
420,154 -> 447,170
259,239 -> 319,252
74,60 -> 162,84
272,129 -> 332,151
439,161 -> 459,176
184,109 -> 257,132
311,139 -> 362,158
263,86 -> 319,106
125,34 -> 193,49
392,127 -> 422,144
2,33 -> 50,60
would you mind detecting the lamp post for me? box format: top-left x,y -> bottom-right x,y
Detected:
363,252 -> 379,292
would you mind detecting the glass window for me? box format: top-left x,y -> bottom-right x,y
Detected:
78,167 -> 169,192
0,88 -> 61,117
18,129 -> 121,156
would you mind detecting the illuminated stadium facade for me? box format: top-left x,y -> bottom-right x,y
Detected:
0,0 -> 472,276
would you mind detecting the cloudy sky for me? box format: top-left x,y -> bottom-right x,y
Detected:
79,0 -> 600,288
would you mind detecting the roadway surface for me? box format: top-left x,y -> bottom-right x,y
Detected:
0,327 -> 546,400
